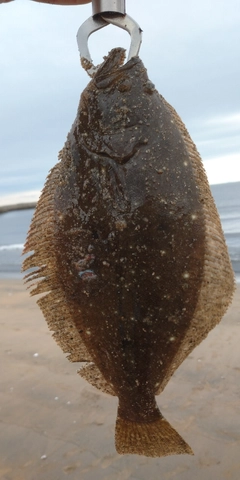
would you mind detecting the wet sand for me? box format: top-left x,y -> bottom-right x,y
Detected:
0,279 -> 239,480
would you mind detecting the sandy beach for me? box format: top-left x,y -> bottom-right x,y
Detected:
0,279 -> 239,480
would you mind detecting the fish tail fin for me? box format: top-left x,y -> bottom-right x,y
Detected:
115,414 -> 193,458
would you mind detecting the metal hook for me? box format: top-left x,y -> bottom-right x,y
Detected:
76,1 -> 142,77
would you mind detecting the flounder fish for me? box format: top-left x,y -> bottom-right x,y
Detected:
23,48 -> 235,457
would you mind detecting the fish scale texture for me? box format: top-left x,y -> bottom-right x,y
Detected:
22,48 -> 235,457
23,160 -> 94,365
155,99 -> 235,395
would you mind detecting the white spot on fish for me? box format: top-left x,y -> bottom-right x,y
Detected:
183,272 -> 190,279
102,261 -> 110,267
115,219 -> 127,231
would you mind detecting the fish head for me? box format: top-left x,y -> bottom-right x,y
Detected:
76,48 -> 156,164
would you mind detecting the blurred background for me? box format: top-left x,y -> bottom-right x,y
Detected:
0,0 -> 239,279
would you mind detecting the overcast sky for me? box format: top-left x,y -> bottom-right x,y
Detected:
0,0 -> 239,198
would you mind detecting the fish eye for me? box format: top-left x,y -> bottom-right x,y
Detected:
117,79 -> 132,92
143,80 -> 155,94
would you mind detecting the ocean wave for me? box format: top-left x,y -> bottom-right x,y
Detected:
0,190 -> 40,210
0,244 -> 24,251
220,213 -> 240,221
223,227 -> 240,235
230,252 -> 240,261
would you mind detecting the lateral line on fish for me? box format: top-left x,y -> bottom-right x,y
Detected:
22,48 -> 235,457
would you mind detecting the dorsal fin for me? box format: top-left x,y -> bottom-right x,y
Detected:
22,154 -> 93,366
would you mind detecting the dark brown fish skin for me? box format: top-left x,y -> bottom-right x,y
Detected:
23,48 -> 235,457
54,49 -> 205,418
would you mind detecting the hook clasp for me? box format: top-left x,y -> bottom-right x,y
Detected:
76,1 -> 142,77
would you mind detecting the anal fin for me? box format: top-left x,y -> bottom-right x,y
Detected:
79,363 -> 116,396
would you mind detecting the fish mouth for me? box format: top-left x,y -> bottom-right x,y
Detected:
94,47 -> 139,87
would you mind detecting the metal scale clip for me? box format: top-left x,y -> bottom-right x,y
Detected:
77,0 -> 142,77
